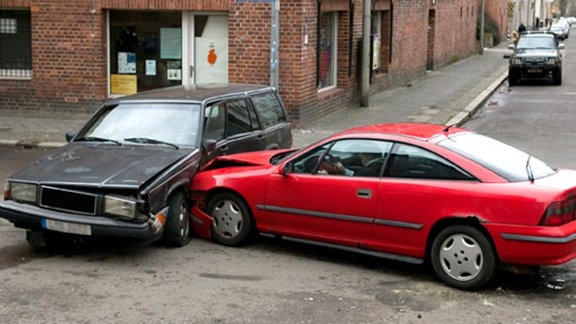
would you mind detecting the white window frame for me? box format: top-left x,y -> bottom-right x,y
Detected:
318,12 -> 338,92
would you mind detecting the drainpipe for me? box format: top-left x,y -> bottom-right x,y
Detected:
361,0 -> 371,107
270,0 -> 280,89
480,0 -> 485,54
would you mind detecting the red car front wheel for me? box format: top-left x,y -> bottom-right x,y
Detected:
207,192 -> 254,246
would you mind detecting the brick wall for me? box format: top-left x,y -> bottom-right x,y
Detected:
228,2 -> 272,86
369,0 -> 478,95
100,0 -> 228,11
0,0 -> 107,114
0,0 -> 482,124
432,0 -> 478,68
486,0 -> 509,37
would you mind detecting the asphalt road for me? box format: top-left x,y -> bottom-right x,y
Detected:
1,129 -> 575,322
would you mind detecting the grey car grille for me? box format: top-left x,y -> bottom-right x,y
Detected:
39,186 -> 97,215
524,57 -> 547,64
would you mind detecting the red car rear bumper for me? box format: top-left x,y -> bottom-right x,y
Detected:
487,221 -> 576,266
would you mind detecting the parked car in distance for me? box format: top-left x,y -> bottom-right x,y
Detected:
549,24 -> 568,40
0,83 -> 292,248
506,31 -> 564,86
190,123 -> 576,290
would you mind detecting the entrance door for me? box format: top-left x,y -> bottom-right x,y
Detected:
186,14 -> 228,84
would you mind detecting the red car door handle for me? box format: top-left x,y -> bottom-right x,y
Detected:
357,189 -> 372,199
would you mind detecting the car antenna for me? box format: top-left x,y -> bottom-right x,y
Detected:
442,124 -> 456,134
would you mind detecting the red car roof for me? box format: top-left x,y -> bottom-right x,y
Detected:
339,123 -> 466,141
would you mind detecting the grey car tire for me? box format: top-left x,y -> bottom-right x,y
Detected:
431,225 -> 498,290
162,192 -> 192,247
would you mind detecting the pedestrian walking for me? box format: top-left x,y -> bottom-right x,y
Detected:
518,23 -> 526,34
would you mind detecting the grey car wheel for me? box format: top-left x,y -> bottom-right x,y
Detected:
553,69 -> 562,85
162,192 -> 191,247
207,192 -> 254,246
431,225 -> 497,290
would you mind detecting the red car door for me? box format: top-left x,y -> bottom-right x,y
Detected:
261,139 -> 387,246
361,142 -> 479,259
263,172 -> 381,246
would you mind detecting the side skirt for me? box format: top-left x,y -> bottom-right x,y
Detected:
260,233 -> 424,265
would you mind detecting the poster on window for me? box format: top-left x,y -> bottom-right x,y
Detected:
146,60 -> 156,76
195,38 -> 228,83
167,60 -> 182,80
110,74 -> 137,95
160,28 -> 182,59
118,52 -> 136,74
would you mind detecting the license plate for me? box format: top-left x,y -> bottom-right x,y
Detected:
42,219 -> 92,236
528,68 -> 542,73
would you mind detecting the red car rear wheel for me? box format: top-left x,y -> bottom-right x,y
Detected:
431,225 -> 498,290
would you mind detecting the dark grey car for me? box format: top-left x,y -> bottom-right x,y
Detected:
0,83 -> 292,248
506,31 -> 564,86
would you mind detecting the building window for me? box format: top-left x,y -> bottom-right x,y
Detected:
371,11 -> 382,74
109,11 -> 182,95
0,10 -> 32,78
318,12 -> 337,90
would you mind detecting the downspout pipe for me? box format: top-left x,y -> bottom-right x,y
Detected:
361,0 -> 371,107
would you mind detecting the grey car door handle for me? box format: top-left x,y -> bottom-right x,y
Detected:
357,189 -> 372,199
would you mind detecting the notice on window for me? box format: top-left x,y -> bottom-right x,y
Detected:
118,52 -> 136,74
160,28 -> 182,59
146,60 -> 156,76
195,38 -> 229,83
167,60 -> 182,81
110,74 -> 137,95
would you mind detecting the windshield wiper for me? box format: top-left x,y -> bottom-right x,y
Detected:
526,154 -> 534,183
124,137 -> 179,149
75,136 -> 122,145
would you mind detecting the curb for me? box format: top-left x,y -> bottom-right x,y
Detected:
1,69 -> 509,149
445,70 -> 508,127
0,139 -> 66,149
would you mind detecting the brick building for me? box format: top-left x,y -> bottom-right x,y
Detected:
0,0 -> 506,125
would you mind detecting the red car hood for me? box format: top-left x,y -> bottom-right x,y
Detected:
202,148 -> 296,170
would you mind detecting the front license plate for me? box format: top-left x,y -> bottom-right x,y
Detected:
42,219 -> 92,236
528,68 -> 542,73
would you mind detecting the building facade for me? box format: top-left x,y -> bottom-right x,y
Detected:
0,0 -> 506,125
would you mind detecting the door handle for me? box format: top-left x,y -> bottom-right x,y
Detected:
357,189 -> 372,199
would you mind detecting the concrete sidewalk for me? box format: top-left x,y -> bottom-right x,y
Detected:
0,43 -> 510,149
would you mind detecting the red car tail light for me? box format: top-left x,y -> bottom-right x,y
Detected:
540,197 -> 576,226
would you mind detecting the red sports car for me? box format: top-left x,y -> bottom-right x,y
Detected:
190,123 -> 576,290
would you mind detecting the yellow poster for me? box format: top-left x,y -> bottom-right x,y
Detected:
111,74 -> 137,95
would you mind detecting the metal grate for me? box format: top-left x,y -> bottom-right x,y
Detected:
40,186 -> 98,215
0,10 -> 32,78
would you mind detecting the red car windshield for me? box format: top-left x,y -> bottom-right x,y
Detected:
438,133 -> 557,182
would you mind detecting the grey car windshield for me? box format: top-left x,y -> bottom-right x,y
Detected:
83,103 -> 201,147
438,133 -> 557,182
516,36 -> 555,49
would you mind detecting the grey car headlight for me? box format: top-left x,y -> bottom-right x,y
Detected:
104,195 -> 137,219
6,182 -> 38,203
547,58 -> 559,65
512,58 -> 523,65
